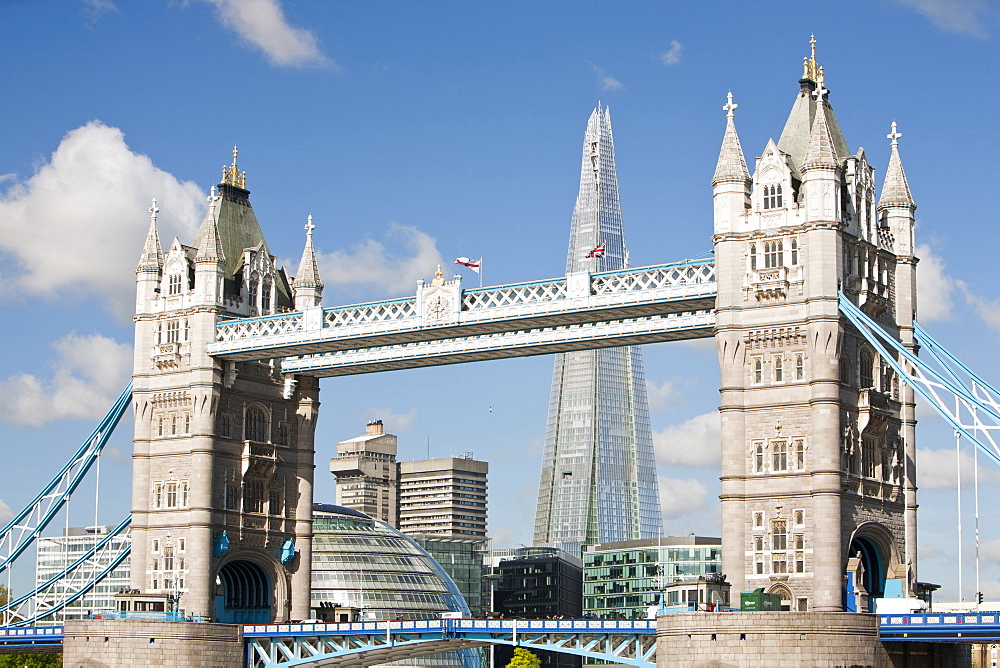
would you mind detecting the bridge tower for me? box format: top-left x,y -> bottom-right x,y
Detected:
131,150 -> 322,623
712,42 -> 918,612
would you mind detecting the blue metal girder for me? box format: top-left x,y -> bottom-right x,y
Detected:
881,612 -> 1000,642
0,626 -> 64,649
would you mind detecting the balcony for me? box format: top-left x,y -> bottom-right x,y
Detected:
750,266 -> 788,302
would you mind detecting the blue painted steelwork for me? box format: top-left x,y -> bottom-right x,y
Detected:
840,294 -> 1000,466
0,625 -> 64,650
2,516 -> 131,625
243,618 -> 656,667
0,383 -> 133,575
880,612 -> 1000,641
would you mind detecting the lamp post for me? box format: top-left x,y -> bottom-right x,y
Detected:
483,571 -> 503,667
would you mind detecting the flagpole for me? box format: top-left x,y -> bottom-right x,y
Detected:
479,258 -> 483,288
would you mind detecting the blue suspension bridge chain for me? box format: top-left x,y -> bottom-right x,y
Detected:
0,383 -> 132,575
2,517 -> 131,626
839,295 -> 1000,466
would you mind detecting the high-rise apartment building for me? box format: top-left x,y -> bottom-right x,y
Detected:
329,419 -> 399,524
398,455 -> 488,538
35,526 -> 131,621
533,105 -> 662,553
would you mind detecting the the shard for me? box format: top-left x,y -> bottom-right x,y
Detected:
533,105 -> 663,553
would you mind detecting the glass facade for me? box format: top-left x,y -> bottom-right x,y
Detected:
582,538 -> 722,619
410,537 -> 487,616
534,105 -> 662,552
34,526 -> 131,621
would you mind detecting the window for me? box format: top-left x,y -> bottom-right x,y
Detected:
753,357 -> 763,384
755,554 -> 765,575
772,441 -> 788,472
179,538 -> 186,552
171,415 -> 177,436
269,490 -> 283,516
790,238 -> 798,265
754,442 -> 765,473
862,438 -> 877,479
794,534 -> 805,550
245,406 -> 268,442
166,482 -> 177,508
772,555 -> 788,574
796,554 -> 805,574
860,350 -> 875,389
181,482 -> 189,507
163,547 -> 174,572
773,355 -> 783,382
749,243 -> 757,271
795,354 -> 804,380
184,414 -> 190,434
794,509 -> 805,526
152,539 -> 160,553
839,354 -> 851,385
219,414 -> 231,438
795,439 -> 805,470
274,423 -> 288,446
754,536 -> 764,551
154,484 -> 162,509
244,479 -> 265,513
764,240 -> 784,268
248,279 -> 258,308
754,512 -> 764,528
225,484 -> 239,511
165,320 -> 179,343
763,184 -> 783,209
168,273 -> 182,295
772,521 -> 787,551
157,416 -> 163,437
261,280 -> 271,313
797,597 -> 808,611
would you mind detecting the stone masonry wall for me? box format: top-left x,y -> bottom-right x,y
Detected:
63,620 -> 243,668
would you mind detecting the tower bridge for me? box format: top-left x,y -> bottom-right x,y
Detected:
10,39 -> 1000,666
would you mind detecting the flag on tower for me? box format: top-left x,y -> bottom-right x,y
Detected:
455,257 -> 482,273
585,243 -> 605,259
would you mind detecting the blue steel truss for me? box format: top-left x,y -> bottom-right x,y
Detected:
243,619 -> 657,667
2,516 -> 131,626
0,383 -> 133,575
839,295 -> 1000,466
880,612 -> 1000,642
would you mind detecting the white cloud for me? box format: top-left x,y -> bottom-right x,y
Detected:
916,446 -> 1000,489
362,407 -> 417,435
589,63 -> 624,91
647,378 -> 685,413
0,499 -> 12,527
895,0 -> 992,38
81,0 -> 117,25
0,121 -> 205,318
961,285 -> 1000,332
653,412 -> 721,467
915,242 -> 958,322
0,333 -> 132,428
199,0 -> 331,68
659,40 -> 683,66
317,223 -> 445,300
660,478 -> 708,516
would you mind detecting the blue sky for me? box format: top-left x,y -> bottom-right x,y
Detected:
2,0 -> 1000,603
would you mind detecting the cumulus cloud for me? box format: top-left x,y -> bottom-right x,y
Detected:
589,63 -> 624,91
362,407 -> 417,434
660,478 -> 709,515
199,0 -> 331,67
916,446 -> 1000,489
81,0 -> 117,25
653,412 -> 721,467
961,285 -> 1000,332
647,378 -> 685,413
317,223 -> 445,299
895,0 -> 992,38
0,499 -> 12,527
659,40 -> 683,66
0,333 -> 132,428
0,121 -> 205,318
915,242 -> 958,323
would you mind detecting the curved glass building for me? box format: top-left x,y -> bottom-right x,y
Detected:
310,503 -> 476,668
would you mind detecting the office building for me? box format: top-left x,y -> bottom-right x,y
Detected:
582,536 -> 722,619
398,455 -> 488,538
533,105 -> 662,554
329,419 -> 399,524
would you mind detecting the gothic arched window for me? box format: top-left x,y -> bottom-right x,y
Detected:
168,273 -> 182,295
749,243 -> 757,271
763,184 -> 783,209
245,406 -> 268,442
261,279 -> 272,313
859,350 -> 875,389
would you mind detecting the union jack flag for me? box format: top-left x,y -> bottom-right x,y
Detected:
585,243 -> 605,259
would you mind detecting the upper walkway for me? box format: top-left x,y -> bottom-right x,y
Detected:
207,259 -> 716,376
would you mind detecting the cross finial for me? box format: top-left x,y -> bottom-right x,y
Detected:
305,214 -> 315,237
149,198 -> 159,222
887,121 -> 902,147
813,69 -> 828,101
723,91 -> 738,119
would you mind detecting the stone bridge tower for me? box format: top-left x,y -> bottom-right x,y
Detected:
712,42 -> 918,612
131,150 -> 323,623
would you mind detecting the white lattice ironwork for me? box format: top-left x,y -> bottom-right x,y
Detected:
281,310 -> 715,377
208,260 -> 717,364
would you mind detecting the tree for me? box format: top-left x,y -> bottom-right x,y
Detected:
0,654 -> 62,668
505,647 -> 541,668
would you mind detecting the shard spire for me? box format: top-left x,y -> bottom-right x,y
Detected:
533,106 -> 662,553
879,122 -> 915,209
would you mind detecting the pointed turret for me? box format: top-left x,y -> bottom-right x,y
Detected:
137,198 -> 163,272
879,122 -> 915,210
712,92 -> 751,185
195,187 -> 226,263
712,92 -> 751,234
801,91 -> 839,170
194,187 -> 226,304
293,215 -> 324,310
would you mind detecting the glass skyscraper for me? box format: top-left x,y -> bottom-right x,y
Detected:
533,105 -> 663,553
